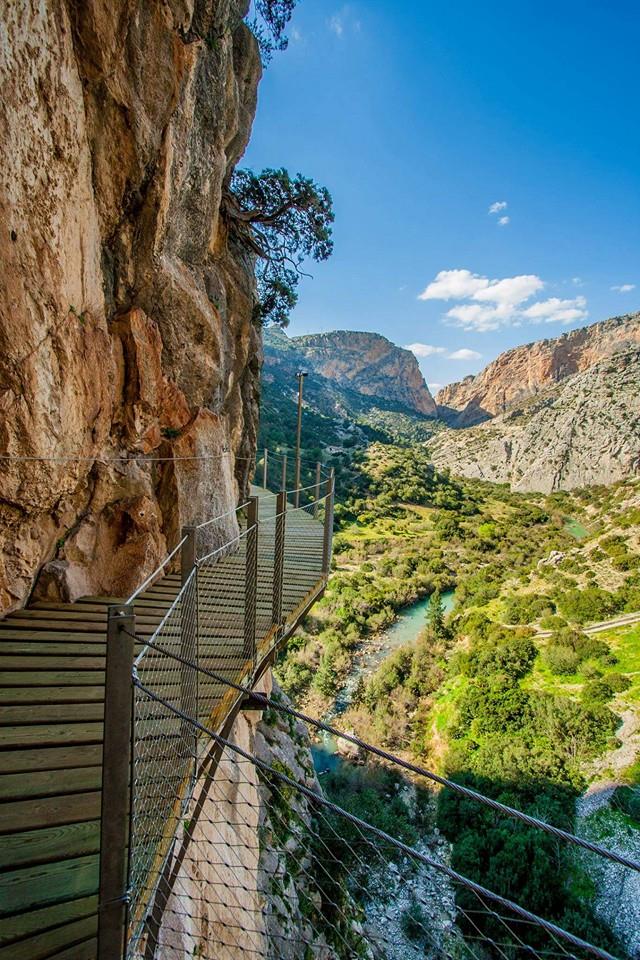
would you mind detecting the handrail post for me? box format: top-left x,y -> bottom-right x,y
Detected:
180,526 -> 198,765
322,468 -> 335,578
272,490 -> 287,633
313,461 -> 322,519
294,452 -> 301,507
98,603 -> 136,960
281,453 -> 288,493
263,448 -> 268,490
244,497 -> 259,669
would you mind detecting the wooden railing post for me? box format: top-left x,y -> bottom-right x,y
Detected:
322,468 -> 335,577
272,490 -> 287,633
98,603 -> 136,960
244,497 -> 259,667
180,526 -> 198,749
281,453 -> 288,492
263,448 -> 268,490
313,461 -> 322,519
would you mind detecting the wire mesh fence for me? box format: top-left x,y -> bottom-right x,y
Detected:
124,681 -> 631,960
114,471 -> 335,958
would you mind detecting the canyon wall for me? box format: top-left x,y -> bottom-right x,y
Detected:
430,349 -> 640,492
437,312 -> 640,427
154,677 -> 359,959
294,330 -> 438,417
0,0 -> 263,611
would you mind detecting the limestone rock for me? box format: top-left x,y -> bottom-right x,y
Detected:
437,312 -> 640,427
429,349 -> 640,492
0,0 -> 262,611
293,331 -> 437,417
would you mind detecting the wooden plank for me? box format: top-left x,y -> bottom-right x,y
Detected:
0,915 -> 97,960
0,792 -> 101,835
0,686 -> 105,705
0,767 -> 102,802
0,723 -> 103,750
0,895 -> 97,948
0,703 -> 104,726
0,855 -> 99,917
49,936 -> 97,960
0,672 -> 105,687
0,642 -> 107,657
0,745 -> 102,775
0,656 -> 105,671
0,819 -> 100,869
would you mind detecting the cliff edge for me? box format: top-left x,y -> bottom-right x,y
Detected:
0,0 -> 263,611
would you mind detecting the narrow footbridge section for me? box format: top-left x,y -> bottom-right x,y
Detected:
0,464 -> 334,960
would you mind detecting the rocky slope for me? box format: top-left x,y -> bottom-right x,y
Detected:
0,0 -> 262,611
294,330 -> 437,417
429,348 -> 640,492
437,313 -> 640,427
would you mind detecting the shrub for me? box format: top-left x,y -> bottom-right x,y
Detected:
543,645 -> 580,675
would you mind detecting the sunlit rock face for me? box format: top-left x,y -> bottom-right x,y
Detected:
436,313 -> 640,427
293,331 -> 438,417
154,676 -> 350,960
430,349 -> 640,492
0,0 -> 262,610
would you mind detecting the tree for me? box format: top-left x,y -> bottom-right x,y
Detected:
427,587 -> 446,641
246,0 -> 297,64
224,168 -> 334,326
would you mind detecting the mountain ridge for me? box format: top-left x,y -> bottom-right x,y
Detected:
291,329 -> 437,417
437,312 -> 640,427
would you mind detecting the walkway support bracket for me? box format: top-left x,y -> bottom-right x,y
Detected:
98,603 -> 136,960
272,490 -> 287,634
322,468 -> 335,577
244,497 -> 259,667
181,525 -> 198,767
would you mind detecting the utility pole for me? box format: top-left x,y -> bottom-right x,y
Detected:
294,370 -> 307,507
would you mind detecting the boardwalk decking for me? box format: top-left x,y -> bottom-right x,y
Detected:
0,491 -> 327,960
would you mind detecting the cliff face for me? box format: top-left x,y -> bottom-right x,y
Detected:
437,313 -> 640,427
429,349 -> 640,492
156,677 -> 364,959
294,330 -> 437,417
0,0 -> 263,611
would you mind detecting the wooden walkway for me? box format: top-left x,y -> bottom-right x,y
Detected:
0,491 -> 327,960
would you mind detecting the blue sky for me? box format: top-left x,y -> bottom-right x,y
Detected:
243,0 -> 640,392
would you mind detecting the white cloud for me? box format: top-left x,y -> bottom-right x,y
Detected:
611,283 -> 636,293
498,215 -> 510,226
448,348 -> 483,361
418,267 -> 588,332
572,277 -> 584,286
329,14 -> 344,35
428,382 -> 444,392
489,201 -> 508,214
473,274 -> 543,306
405,342 -> 447,358
291,27 -> 302,41
523,296 -> 588,324
418,269 -> 489,301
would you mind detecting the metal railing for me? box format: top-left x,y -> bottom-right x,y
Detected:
97,469 -> 335,960
116,677 -> 634,960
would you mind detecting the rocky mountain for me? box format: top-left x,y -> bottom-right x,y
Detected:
429,348 -> 640,492
259,328 -> 438,454
437,313 -> 640,427
0,0 -> 262,611
295,330 -> 437,416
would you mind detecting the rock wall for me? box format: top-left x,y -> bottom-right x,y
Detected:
154,676 -> 360,959
430,350 -> 640,492
437,313 -> 640,427
0,0 -> 263,611
294,330 -> 438,417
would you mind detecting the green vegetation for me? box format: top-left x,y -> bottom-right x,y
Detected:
227,168 -> 333,326
271,434 -> 640,953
